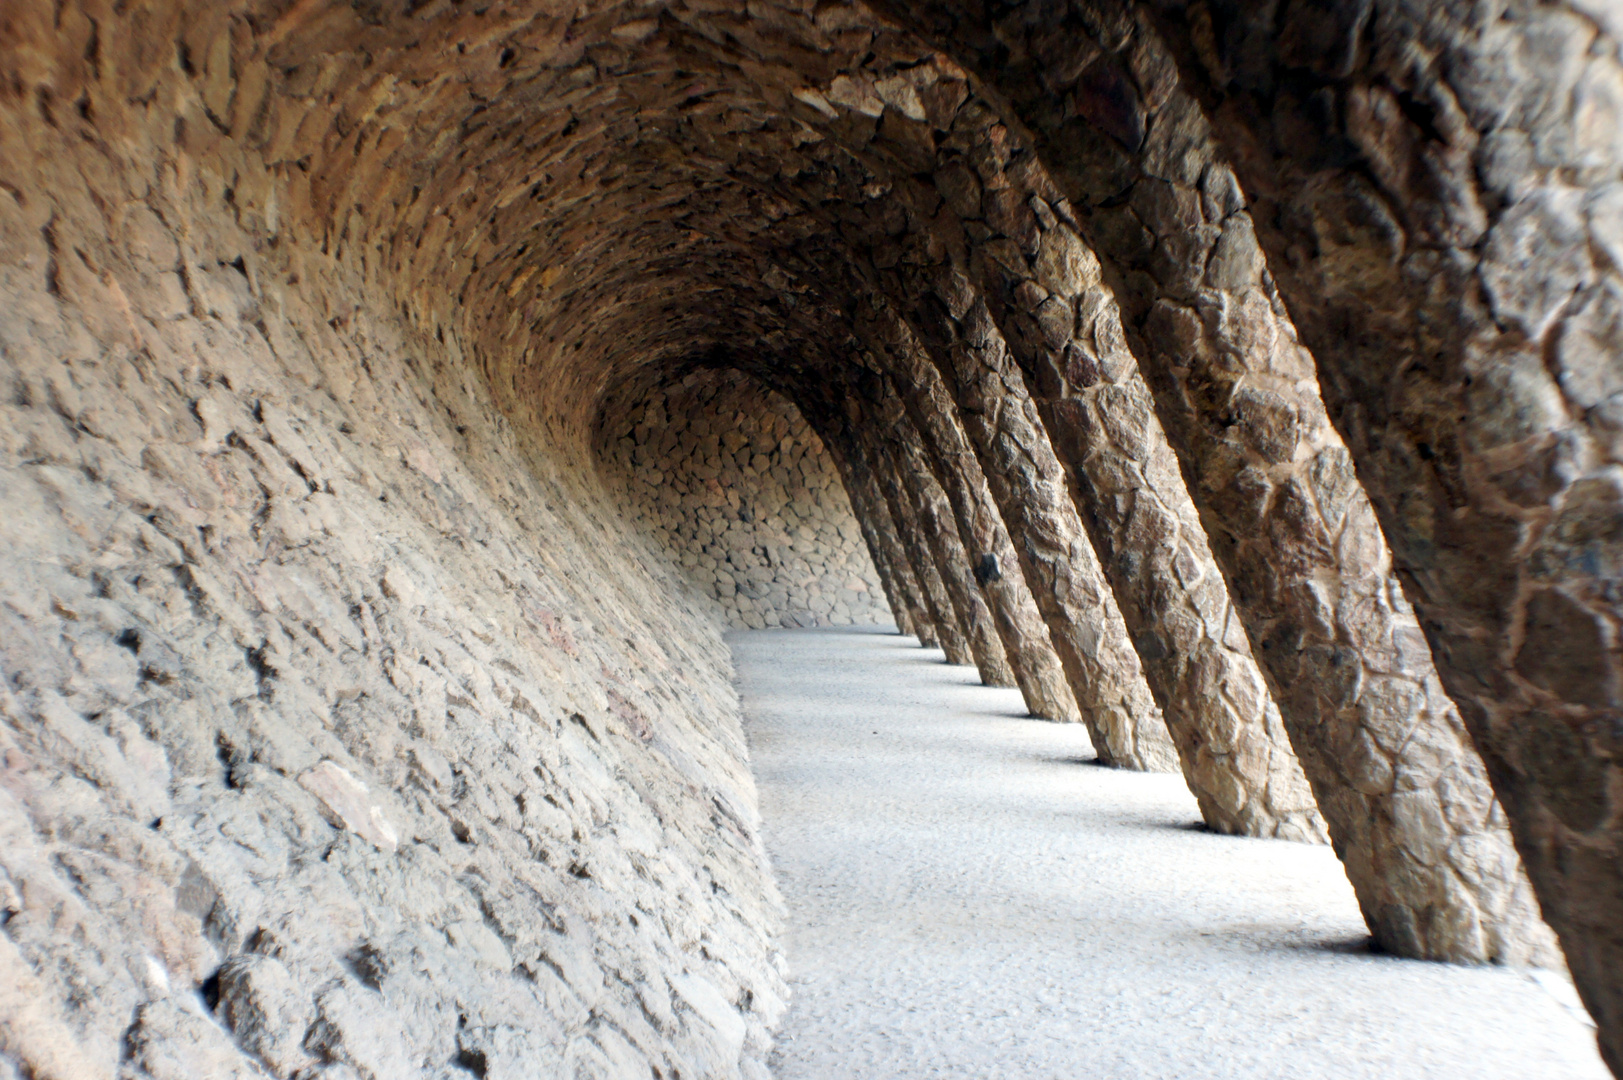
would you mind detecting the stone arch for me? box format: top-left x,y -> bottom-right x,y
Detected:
0,0 -> 1618,1075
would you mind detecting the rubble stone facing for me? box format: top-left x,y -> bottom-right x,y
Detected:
0,0 -> 1616,1074
0,221 -> 788,1078
865,379 -> 1018,689
817,420 -> 941,650
905,292 -> 1182,772
988,0 -> 1623,1060
585,45 -> 1329,839
838,2 -> 1555,964
878,123 -> 1329,842
851,420 -> 978,667
877,363 -> 1085,724
1156,1 -> 1623,1059
600,369 -> 889,632
0,5 -> 797,1078
868,295 -> 1318,835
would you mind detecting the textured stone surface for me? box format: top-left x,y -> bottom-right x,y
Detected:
821,435 -> 938,649
881,360 -> 1083,723
844,417 -> 977,667
865,0 -> 1558,966
0,6 -> 797,1077
1128,0 -> 1623,1059
624,39 -> 1321,838
854,377 -> 1017,688
0,0 -> 1610,1073
600,369 -> 889,631
904,289 -> 1180,772
873,95 -> 1325,842
0,231 -> 788,1078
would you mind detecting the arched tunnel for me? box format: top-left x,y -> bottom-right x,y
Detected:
0,0 -> 1619,1076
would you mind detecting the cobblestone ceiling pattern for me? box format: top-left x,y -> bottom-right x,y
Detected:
0,0 -> 1619,1077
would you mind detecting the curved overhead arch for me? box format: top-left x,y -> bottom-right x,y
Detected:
0,0 -> 1618,1074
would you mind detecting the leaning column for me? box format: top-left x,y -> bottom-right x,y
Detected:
819,418 -> 936,646
900,296 -> 1177,771
882,37 -> 1555,967
878,357 -> 1082,723
851,376 -> 1017,688
852,420 -> 977,667
878,287 -> 1318,836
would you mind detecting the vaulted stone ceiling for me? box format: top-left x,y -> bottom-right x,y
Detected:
1,0 -> 1619,1077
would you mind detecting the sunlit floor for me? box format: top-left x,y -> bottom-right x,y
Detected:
732,626 -> 1607,1080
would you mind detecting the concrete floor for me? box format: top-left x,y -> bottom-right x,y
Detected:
731,626 -> 1609,1080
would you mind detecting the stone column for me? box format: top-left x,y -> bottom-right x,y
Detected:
821,423 -> 935,646
859,378 -> 1018,688
944,219 -> 1537,947
901,294 -> 1177,771
861,4 -> 1558,968
1025,348 -> 1325,843
850,490 -> 920,641
876,284 -> 1320,838
1135,3 -> 1623,1028
881,360 -> 1083,723
852,420 -> 977,667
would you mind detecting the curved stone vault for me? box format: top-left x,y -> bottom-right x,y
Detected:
0,0 -> 1618,1077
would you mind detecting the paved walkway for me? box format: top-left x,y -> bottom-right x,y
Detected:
732,627 -> 1608,1080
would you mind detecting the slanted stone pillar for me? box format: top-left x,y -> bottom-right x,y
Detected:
1120,85 -> 1545,958
875,279 -> 1320,838
850,7 -> 1557,968
850,491 -> 921,641
852,420 -> 977,667
880,359 -> 1083,724
816,402 -> 968,660
900,296 -> 1177,771
1011,322 -> 1325,839
821,424 -> 935,646
1136,3 -> 1623,1027
857,377 -> 1018,688
857,132 -> 1324,834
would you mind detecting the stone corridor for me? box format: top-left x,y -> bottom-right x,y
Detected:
738,628 -> 1606,1079
1,0 -> 1620,1077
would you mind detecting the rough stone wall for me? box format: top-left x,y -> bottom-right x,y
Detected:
600,370 -> 890,631
0,21 -> 786,1079
2,0 -> 1615,1074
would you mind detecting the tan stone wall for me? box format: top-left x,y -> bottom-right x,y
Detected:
0,30 -> 785,1078
600,370 -> 891,631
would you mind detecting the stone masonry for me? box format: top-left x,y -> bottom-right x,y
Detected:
1,0 -> 1618,1076
600,369 -> 889,631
